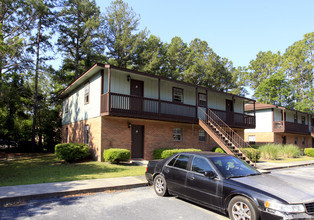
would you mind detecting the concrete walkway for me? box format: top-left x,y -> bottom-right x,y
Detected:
1,160 -> 314,206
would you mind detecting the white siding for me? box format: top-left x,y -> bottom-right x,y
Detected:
246,109 -> 273,132
273,108 -> 282,121
208,92 -> 232,111
62,72 -> 101,125
234,97 -> 244,113
160,80 -> 196,105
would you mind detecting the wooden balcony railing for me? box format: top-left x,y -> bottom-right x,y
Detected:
101,92 -> 255,127
273,121 -> 309,134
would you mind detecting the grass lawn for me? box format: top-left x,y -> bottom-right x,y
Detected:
0,153 -> 146,187
259,156 -> 314,163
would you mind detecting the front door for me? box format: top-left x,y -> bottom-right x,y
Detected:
226,99 -> 234,124
130,79 -> 144,112
131,125 -> 144,158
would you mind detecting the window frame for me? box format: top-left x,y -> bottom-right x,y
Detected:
84,82 -> 90,105
173,128 -> 182,141
172,87 -> 183,103
199,129 -> 206,142
198,93 -> 207,107
294,114 -> 297,123
84,125 -> 89,145
65,98 -> 69,113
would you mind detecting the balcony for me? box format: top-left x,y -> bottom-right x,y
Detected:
273,121 -> 309,135
101,92 -> 255,128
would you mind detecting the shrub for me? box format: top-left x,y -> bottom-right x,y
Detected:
304,148 -> 314,157
153,148 -> 172,159
281,144 -> 301,158
241,148 -> 261,162
55,143 -> 90,163
103,148 -> 130,163
214,147 -> 225,154
160,148 -> 201,159
259,144 -> 281,160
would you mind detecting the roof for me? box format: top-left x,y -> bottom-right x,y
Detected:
245,102 -> 313,116
59,63 -> 256,102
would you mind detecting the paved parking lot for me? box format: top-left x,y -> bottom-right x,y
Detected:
1,165 -> 314,220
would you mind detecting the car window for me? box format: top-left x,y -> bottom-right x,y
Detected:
167,155 -> 179,166
191,156 -> 215,174
173,154 -> 190,170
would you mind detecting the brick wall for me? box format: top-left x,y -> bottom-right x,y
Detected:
274,133 -> 312,148
62,117 -> 102,160
244,132 -> 274,144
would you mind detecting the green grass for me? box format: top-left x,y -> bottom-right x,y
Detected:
259,156 -> 314,163
0,153 -> 146,187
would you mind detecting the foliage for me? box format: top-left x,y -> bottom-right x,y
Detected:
55,143 -> 90,162
0,153 -> 145,186
304,148 -> 314,157
153,148 -> 172,159
259,144 -> 281,160
281,144 -> 301,158
213,147 -> 225,154
160,148 -> 201,159
241,148 -> 261,162
103,148 -> 130,163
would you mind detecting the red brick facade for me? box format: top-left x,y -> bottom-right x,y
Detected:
62,116 -> 246,161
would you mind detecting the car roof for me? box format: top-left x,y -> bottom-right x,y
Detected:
179,151 -> 229,158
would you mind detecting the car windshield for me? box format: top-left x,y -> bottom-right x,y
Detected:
210,156 -> 260,179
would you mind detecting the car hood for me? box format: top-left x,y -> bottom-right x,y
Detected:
231,173 -> 314,204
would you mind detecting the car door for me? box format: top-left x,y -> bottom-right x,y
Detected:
185,156 -> 223,208
163,154 -> 191,195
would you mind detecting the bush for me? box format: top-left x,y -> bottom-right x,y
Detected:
259,144 -> 281,160
241,148 -> 261,162
304,148 -> 314,157
55,143 -> 90,163
103,148 -> 130,163
160,148 -> 201,159
214,147 -> 225,154
153,148 -> 172,159
281,144 -> 301,158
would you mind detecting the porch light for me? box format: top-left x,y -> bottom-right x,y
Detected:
127,75 -> 131,81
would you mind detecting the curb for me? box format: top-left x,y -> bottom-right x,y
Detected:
258,162 -> 314,171
0,182 -> 147,206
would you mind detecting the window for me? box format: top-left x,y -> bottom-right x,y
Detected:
65,128 -> 68,143
173,87 -> 183,103
295,137 -> 298,145
199,129 -> 206,142
65,98 -> 69,113
294,114 -> 297,123
302,137 -> 305,145
248,135 -> 256,145
198,93 -> 207,107
84,82 -> 90,104
173,154 -> 190,170
173,128 -> 182,141
301,116 -> 305,125
84,125 -> 89,144
191,156 -> 215,174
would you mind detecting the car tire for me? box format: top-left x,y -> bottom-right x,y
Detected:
153,174 -> 169,197
228,196 -> 259,220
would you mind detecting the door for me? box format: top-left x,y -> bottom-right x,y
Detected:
131,125 -> 144,158
186,156 -> 223,208
226,99 -> 234,124
130,79 -> 144,112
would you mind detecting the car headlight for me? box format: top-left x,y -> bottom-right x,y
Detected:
265,201 -> 305,213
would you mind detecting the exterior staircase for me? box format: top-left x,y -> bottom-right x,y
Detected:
198,107 -> 257,166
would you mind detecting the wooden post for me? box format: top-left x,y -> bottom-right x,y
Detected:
195,87 -> 198,119
107,67 -> 111,111
158,78 -> 161,115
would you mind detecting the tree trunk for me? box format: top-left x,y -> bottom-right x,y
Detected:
31,16 -> 41,152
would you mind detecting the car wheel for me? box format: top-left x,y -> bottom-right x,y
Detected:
228,196 -> 259,220
153,174 -> 169,197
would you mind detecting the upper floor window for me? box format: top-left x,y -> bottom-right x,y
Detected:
65,98 -> 69,113
84,82 -> 90,104
173,128 -> 182,141
173,87 -> 183,103
301,116 -> 305,125
199,129 -> 206,142
198,93 -> 207,107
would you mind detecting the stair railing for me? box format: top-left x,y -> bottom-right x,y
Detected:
198,107 -> 257,166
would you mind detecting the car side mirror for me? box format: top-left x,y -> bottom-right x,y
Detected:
204,171 -> 217,179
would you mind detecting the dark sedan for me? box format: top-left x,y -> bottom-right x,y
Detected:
145,152 -> 314,220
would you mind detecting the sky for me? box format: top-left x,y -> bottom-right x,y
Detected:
95,0 -> 314,67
